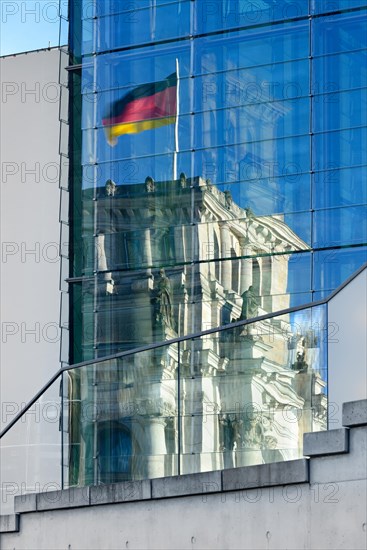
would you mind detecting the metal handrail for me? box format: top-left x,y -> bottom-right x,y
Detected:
1,262 -> 365,439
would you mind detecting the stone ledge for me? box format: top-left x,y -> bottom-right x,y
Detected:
303,428 -> 349,457
90,480 -> 151,505
152,471 -> 221,499
0,514 -> 19,533
14,492 -> 37,514
343,399 -> 367,427
37,487 -> 90,511
222,459 -> 309,492
309,426 -> 367,484
4,460 -> 312,516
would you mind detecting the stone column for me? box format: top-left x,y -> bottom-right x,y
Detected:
143,228 -> 153,275
96,234 -> 108,272
143,416 -> 168,479
219,222 -> 231,291
239,237 -> 253,294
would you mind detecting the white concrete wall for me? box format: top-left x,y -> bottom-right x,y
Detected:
328,268 -> 367,427
0,48 -> 66,427
0,49 -> 67,513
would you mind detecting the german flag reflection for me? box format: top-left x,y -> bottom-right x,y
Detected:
102,73 -> 177,146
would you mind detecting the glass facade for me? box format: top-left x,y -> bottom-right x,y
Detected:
66,1 -> 367,485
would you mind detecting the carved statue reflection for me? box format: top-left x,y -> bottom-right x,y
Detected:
145,176 -> 155,193
241,416 -> 264,449
179,172 -> 187,188
240,285 -> 259,320
219,413 -> 236,451
153,269 -> 174,329
105,179 -> 117,197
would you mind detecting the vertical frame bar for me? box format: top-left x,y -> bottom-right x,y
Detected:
60,371 -> 65,490
177,341 -> 181,476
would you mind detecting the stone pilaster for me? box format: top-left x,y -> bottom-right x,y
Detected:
219,222 -> 231,291
239,236 -> 253,294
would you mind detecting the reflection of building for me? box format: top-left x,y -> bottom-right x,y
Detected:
69,177 -> 326,485
86,176 -> 309,351
65,2 -> 367,490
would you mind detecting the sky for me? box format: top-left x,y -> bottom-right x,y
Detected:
0,0 -> 68,56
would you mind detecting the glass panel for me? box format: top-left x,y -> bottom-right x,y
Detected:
313,206 -> 367,248
312,165 -> 367,209
60,155 -> 70,190
92,227 -> 191,270
313,246 -> 367,297
82,77 -> 192,129
60,0 -> 69,20
312,127 -> 367,171
60,256 -> 69,293
83,1 -> 191,54
64,345 -> 179,487
85,0 -> 182,19
92,43 -> 191,93
59,120 -> 69,157
60,223 -> 70,258
210,173 -> 311,217
81,17 -> 94,55
196,22 -> 309,73
81,116 -> 192,164
69,279 -> 94,362
313,50 -> 367,94
60,84 -> 69,123
311,0 -> 367,15
60,289 -> 69,329
180,305 -> 327,474
82,151 -> 195,187
195,135 -> 311,189
313,88 -> 367,133
193,98 -> 310,150
61,326 -> 70,364
60,189 -> 69,224
88,212 -> 310,268
0,381 -> 62,514
193,213 -> 311,261
195,0 -> 308,33
195,59 -> 309,112
312,11 -> 367,56
59,17 -> 69,49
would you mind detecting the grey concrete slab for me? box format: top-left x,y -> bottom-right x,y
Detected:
310,426 -> 367,484
342,399 -> 367,427
37,487 -> 90,511
0,514 -> 19,533
309,479 -> 367,550
14,492 -> 37,513
90,480 -> 151,505
0,479 -> 366,549
152,471 -> 221,499
303,428 -> 349,457
222,459 -> 309,491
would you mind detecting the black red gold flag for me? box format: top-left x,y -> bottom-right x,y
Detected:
102,73 -> 177,146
